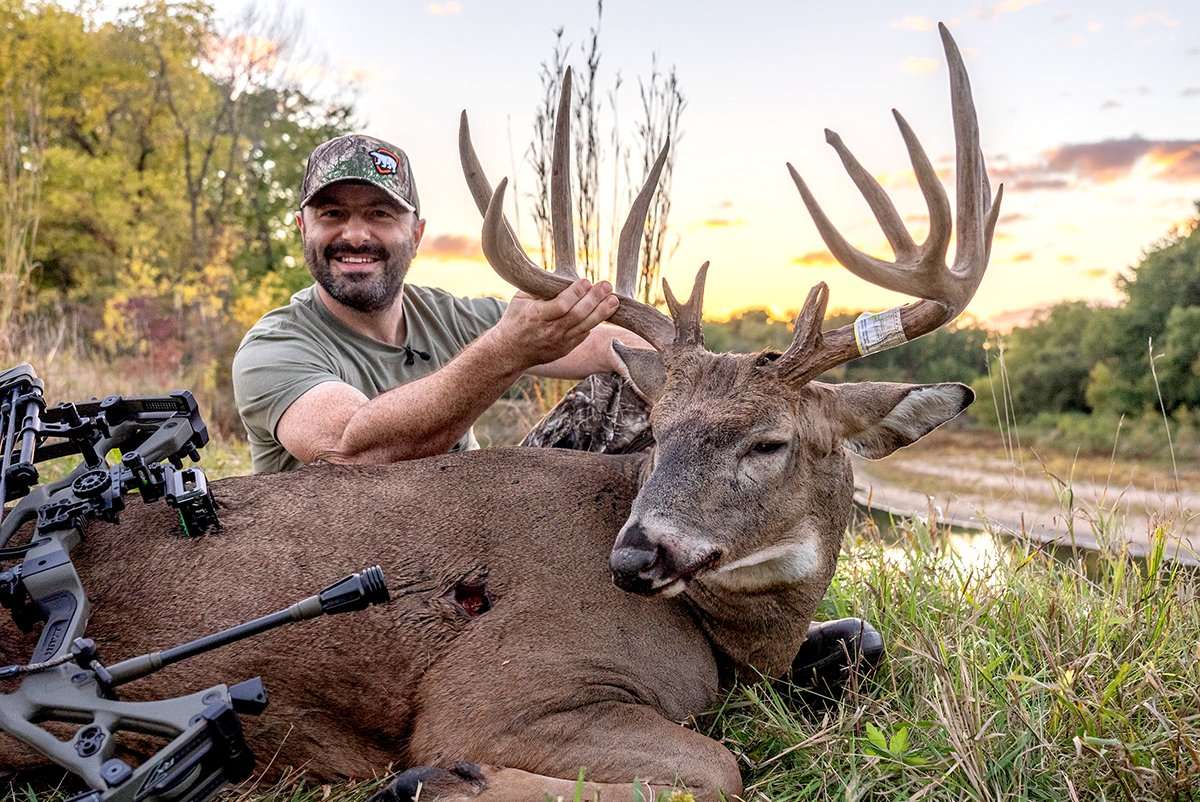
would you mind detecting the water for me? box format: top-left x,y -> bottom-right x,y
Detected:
851,502 -> 1164,579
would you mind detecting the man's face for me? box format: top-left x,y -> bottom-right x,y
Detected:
298,182 -> 425,313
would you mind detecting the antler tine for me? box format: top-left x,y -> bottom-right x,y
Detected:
663,262 -> 710,347
479,178 -> 677,351
551,67 -> 578,278
786,163 -> 920,298
460,110 -> 525,260
822,129 -> 917,260
778,23 -> 1002,385
891,108 -> 952,266
614,141 -> 670,298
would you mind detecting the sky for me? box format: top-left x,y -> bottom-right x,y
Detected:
193,1 -> 1200,322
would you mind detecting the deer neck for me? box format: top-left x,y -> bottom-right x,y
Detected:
682,539 -> 837,680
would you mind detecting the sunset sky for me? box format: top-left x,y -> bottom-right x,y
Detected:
199,1 -> 1200,322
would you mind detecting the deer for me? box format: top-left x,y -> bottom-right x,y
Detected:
1,24 -> 1000,802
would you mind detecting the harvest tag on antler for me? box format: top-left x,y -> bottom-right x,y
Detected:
853,308 -> 908,356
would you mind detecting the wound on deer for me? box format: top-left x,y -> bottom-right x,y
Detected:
453,579 -> 491,617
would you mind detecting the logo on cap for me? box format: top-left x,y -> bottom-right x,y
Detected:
369,148 -> 400,176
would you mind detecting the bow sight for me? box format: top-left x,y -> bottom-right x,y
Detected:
0,364 -> 390,801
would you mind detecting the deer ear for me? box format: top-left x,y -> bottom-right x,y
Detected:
612,342 -> 666,404
830,382 -> 973,459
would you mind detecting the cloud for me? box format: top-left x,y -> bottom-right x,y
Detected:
793,250 -> 836,267
1183,88 -> 1200,97
703,217 -> 745,228
427,1 -> 462,15
1012,176 -> 1072,191
1011,251 -> 1034,262
989,137 -> 1200,191
421,234 -> 482,261
1052,11 -> 1071,23
902,56 -> 940,75
999,212 -> 1029,224
1058,254 -> 1078,264
989,0 -> 1045,17
1131,11 -> 1180,29
1068,33 -> 1086,47
1046,138 -> 1200,182
893,16 -> 936,31
903,212 -> 930,224
1087,20 -> 1103,33
1083,268 -> 1108,279
1189,47 -> 1200,56
1100,99 -> 1122,110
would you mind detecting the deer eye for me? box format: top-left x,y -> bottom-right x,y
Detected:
750,440 -> 788,456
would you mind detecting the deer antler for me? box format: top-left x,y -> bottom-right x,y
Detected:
459,67 -> 703,351
777,23 -> 1003,384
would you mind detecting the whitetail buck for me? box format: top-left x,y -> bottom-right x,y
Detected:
1,24 -> 999,802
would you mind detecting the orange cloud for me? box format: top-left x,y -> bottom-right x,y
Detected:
704,217 -> 745,228
421,234 -> 483,262
427,1 -> 462,15
1058,254 -> 1078,264
1130,11 -> 1179,29
992,0 -> 1045,15
893,16 -> 935,31
989,137 -> 1200,191
793,250 -> 836,267
902,56 -> 939,75
1011,251 -> 1034,262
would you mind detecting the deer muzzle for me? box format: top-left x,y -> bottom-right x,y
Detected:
610,520 -> 720,597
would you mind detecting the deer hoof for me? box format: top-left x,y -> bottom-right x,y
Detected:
372,762 -> 487,802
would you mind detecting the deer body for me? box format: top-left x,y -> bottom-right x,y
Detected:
1,446 -> 852,798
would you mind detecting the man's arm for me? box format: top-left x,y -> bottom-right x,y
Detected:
275,279 -> 618,464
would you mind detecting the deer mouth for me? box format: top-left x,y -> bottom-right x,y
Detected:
644,551 -> 722,597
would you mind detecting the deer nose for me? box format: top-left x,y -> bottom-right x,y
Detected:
610,522 -> 664,594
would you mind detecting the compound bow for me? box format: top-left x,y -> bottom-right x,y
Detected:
0,363 -> 390,802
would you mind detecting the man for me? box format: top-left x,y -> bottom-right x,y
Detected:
233,134 -> 643,473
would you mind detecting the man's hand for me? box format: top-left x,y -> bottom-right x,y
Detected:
486,279 -> 619,372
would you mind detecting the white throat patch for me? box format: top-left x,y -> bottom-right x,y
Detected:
706,534 -> 824,593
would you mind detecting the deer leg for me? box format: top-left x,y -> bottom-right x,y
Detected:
392,702 -> 743,802
374,763 -> 723,802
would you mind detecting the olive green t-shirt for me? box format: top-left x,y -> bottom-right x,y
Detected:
232,284 -> 506,473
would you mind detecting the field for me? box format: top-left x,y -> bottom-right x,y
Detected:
5,389 -> 1198,801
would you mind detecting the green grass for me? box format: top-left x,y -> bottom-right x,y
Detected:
716,520 -> 1200,801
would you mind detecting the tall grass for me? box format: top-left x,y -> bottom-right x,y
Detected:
718,520 -> 1200,801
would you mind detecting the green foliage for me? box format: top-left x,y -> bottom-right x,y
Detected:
3,0 -> 350,315
703,308 -> 796,354
973,206 -> 1200,430
1,0 -> 352,432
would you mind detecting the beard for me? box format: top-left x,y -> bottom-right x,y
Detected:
305,236 -> 415,313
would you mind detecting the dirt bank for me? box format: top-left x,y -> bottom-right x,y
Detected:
852,429 -> 1199,563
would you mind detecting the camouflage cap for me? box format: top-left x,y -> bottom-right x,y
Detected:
299,134 -> 420,216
